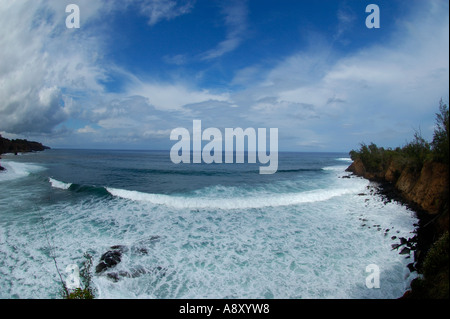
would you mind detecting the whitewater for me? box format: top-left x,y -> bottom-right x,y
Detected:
0,150 -> 418,299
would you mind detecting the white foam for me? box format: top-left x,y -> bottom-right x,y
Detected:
0,175 -> 418,299
49,178 -> 72,190
322,165 -> 349,171
0,161 -> 45,182
0,155 -> 418,300
106,184 -> 364,209
336,157 -> 352,162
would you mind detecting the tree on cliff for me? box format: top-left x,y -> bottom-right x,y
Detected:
0,135 -> 50,155
431,100 -> 449,164
349,100 -> 449,172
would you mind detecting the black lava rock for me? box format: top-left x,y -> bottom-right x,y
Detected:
96,249 -> 123,273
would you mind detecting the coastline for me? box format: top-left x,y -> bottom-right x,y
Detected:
0,136 -> 50,171
346,158 -> 449,298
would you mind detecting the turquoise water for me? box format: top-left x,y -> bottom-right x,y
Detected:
0,150 -> 418,298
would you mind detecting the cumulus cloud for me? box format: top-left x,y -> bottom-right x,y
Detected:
0,0 -> 108,134
0,0 -> 197,138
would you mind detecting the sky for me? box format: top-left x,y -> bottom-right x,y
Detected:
0,0 -> 448,152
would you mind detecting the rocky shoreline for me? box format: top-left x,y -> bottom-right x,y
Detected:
346,159 -> 449,298
0,135 -> 50,171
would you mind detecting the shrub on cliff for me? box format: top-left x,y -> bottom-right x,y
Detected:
349,143 -> 398,173
401,130 -> 431,172
431,100 -> 449,164
350,100 -> 447,173
422,231 -> 449,279
409,231 -> 449,299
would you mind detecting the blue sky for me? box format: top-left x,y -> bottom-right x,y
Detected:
0,0 -> 448,152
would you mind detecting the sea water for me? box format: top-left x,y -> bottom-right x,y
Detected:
0,150 -> 418,299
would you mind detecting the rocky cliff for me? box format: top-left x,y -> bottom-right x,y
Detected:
0,135 -> 50,170
347,158 -> 448,217
347,158 -> 449,298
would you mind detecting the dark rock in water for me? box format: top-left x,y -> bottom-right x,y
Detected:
110,245 -> 129,253
391,236 -> 397,240
400,247 -> 411,255
392,243 -> 400,250
97,239 -> 163,280
105,265 -> 167,282
106,269 -> 144,282
96,249 -> 123,273
106,272 -> 120,282
130,266 -> 147,277
131,246 -> 149,255
407,263 -> 416,272
399,237 -> 407,245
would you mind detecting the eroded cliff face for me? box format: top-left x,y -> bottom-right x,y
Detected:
347,157 -> 449,299
347,158 -> 449,218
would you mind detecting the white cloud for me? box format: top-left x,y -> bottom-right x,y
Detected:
77,125 -> 97,134
128,82 -> 230,111
127,0 -> 194,26
1,0 -> 448,151
335,5 -> 357,41
226,0 -> 449,150
0,0 -> 108,134
200,0 -> 248,60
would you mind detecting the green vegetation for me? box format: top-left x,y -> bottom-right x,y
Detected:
422,231 -> 449,279
0,135 -> 50,155
410,232 -> 449,299
431,100 -> 450,164
41,213 -> 96,299
67,287 -> 95,299
350,100 -> 449,173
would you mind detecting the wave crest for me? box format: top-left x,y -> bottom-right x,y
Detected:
0,161 -> 46,182
49,178 -> 72,190
106,186 -> 361,209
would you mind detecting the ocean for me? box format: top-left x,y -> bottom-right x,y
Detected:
0,149 -> 418,299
